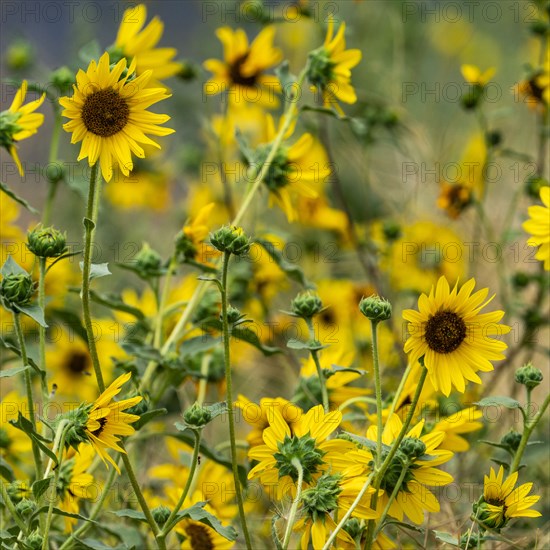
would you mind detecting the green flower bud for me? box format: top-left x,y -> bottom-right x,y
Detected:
359,295 -> 392,322
307,47 -> 334,91
515,363 -> 543,389
152,505 -> 172,526
177,60 -> 199,81
529,20 -> 549,36
221,304 -> 244,325
175,232 -> 197,262
291,291 -> 323,319
461,85 -> 483,110
6,40 -> 33,70
15,498 -> 36,517
0,273 -> 35,310
135,242 -> 162,277
125,393 -> 149,416
475,499 -> 507,530
382,220 -> 402,241
524,176 -> 549,199
183,402 -> 212,428
25,533 -> 44,550
301,473 -> 341,515
500,430 -> 522,452
44,162 -> 65,184
400,437 -> 426,460
512,272 -> 530,289
50,66 -> 75,94
460,531 -> 480,549
27,225 -> 67,258
342,518 -> 363,540
52,406 -> 90,451
485,130 -> 502,147
210,226 -> 250,256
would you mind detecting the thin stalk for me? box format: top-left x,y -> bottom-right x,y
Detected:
338,396 -> 378,411
37,257 -> 49,397
42,107 -> 63,226
196,354 -> 211,406
13,312 -> 43,479
370,320 -> 383,470
510,392 -> 550,473
159,430 -> 202,539
81,164 -> 105,392
321,471 -> 376,550
306,317 -> 329,412
119,445 -> 164,549
282,458 -> 304,550
387,364 -> 411,419
220,251 -> 252,549
41,421 -> 70,550
1,481 -> 27,534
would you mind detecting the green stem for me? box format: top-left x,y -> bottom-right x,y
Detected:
282,458 -> 304,550
373,458 -> 410,538
221,251 -> 252,550
41,420 -> 70,550
510,392 -> 550,473
81,164 -> 105,392
387,364 -> 411,420
370,320 -> 383,470
42,107 -> 62,226
159,430 -> 202,539
338,396 -> 378,411
1,481 -> 27,534
37,257 -> 48,397
13,312 -> 43,479
119,445 -> 164,548
196,354 -> 211,406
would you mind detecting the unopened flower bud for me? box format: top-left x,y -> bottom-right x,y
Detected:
291,291 -> 323,319
210,226 -> 250,256
474,500 -> 507,530
50,66 -> 74,94
515,363 -> 543,389
7,40 -> 33,70
400,437 -> 426,460
15,498 -> 36,517
27,225 -> 67,258
175,232 -> 197,262
359,295 -> 392,322
0,273 -> 35,310
152,505 -> 171,526
500,430 -> 522,452
135,242 -> 162,276
25,532 -> 43,550
183,403 -> 212,429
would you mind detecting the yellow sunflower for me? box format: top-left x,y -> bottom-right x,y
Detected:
476,466 -> 541,530
433,405 -> 483,452
203,26 -> 282,108
515,67 -> 549,111
403,276 -> 510,396
1,391 -> 33,476
461,64 -> 496,87
522,186 -> 550,270
247,405 -> 355,500
59,52 -> 174,182
113,4 -> 182,85
0,80 -> 45,176
350,415 -> 454,525
308,17 -> 362,113
84,372 -> 142,472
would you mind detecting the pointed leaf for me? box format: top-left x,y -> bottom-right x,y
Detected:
475,397 -> 522,409
80,262 -> 111,280
0,181 -> 39,214
14,303 -> 47,327
433,531 -> 460,546
1,256 -> 28,277
32,476 -> 53,500
175,502 -> 237,541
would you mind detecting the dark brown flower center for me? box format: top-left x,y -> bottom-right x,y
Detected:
90,417 -> 108,438
81,88 -> 129,137
425,310 -> 466,354
67,351 -> 91,376
229,53 -> 259,87
185,524 -> 214,550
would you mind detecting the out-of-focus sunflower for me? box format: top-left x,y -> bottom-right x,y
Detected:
522,186 -> 550,270
60,52 -> 174,182
0,80 -> 45,175
112,4 -> 182,86
204,26 -> 282,108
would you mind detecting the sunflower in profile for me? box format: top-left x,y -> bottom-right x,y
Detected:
307,17 -> 362,113
522,186 -> 550,270
0,80 -> 45,175
84,372 -> 142,472
59,52 -> 174,182
475,466 -> 541,530
403,276 -> 510,396
113,4 -> 182,85
203,26 -> 282,108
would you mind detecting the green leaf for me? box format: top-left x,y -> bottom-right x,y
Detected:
45,250 -> 82,274
0,336 -> 44,378
300,104 -> 350,120
433,531 -> 460,546
0,458 -> 14,481
175,502 -> 237,541
31,506 -> 100,525
133,408 -> 167,431
179,334 -> 220,356
14,303 -> 47,328
342,432 -> 392,454
78,40 -> 101,64
111,509 -> 146,521
478,440 -> 514,453
385,520 -> 424,533
32,476 -> 53,500
9,413 -> 57,465
197,275 -> 223,293
231,326 -> 282,356
48,309 -> 88,342
0,181 -> 39,214
253,239 -> 314,288
83,217 -> 95,231
88,290 -> 145,319
234,128 -> 254,164
74,538 -> 129,550
1,256 -> 28,277
168,431 -> 248,487
475,397 -> 522,409
489,458 -> 510,471
275,60 -> 297,104
0,365 -> 30,377
80,262 -> 111,280
286,339 -> 326,352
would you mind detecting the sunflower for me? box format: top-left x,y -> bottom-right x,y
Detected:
433,405 -> 483,453
515,67 -> 549,111
203,26 -> 282,108
175,202 -> 218,265
403,276 -> 511,396
1,391 -> 33,476
0,80 -> 45,176
475,466 -> 541,530
113,4 -> 182,85
307,17 -> 362,113
251,114 -> 330,221
522,186 -> 550,270
461,64 -> 496,87
247,405 -> 355,500
59,52 -> 174,182
84,372 -> 142,472
350,415 -> 454,525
